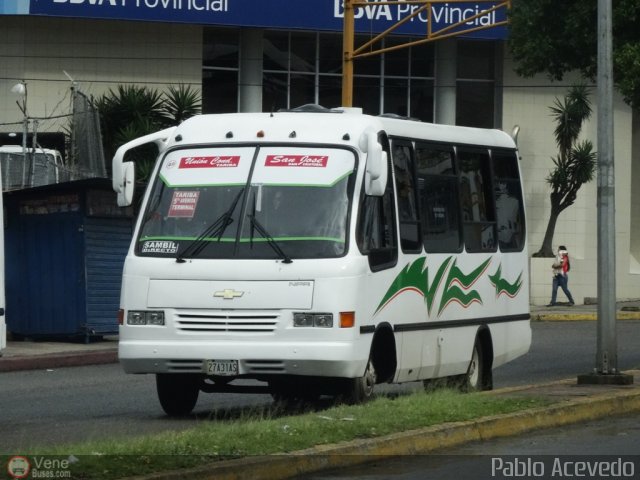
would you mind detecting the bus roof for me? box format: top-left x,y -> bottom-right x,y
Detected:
165,109 -> 516,152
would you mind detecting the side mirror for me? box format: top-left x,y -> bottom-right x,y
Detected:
361,130 -> 387,196
111,126 -> 177,207
117,162 -> 135,207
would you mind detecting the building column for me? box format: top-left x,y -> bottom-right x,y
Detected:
434,39 -> 457,125
239,29 -> 263,113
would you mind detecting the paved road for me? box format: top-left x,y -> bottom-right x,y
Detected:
1,320 -> 639,452
298,414 -> 640,479
493,319 -> 640,386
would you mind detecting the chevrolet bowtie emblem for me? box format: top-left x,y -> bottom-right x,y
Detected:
214,289 -> 244,300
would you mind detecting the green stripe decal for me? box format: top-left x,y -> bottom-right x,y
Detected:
375,256 -> 524,318
488,264 -> 523,298
375,256 -> 452,316
437,258 -> 491,315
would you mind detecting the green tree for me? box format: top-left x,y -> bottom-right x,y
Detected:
96,84 -> 201,183
533,85 -> 597,257
508,0 -> 640,111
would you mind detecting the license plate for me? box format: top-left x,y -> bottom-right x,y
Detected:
204,359 -> 238,376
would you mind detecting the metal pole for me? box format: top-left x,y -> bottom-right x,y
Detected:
578,0 -> 630,384
21,81 -> 29,189
595,0 -> 617,375
342,0 -> 355,107
21,116 -> 28,189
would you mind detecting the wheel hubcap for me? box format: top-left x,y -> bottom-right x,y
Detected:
468,346 -> 480,388
364,360 -> 377,397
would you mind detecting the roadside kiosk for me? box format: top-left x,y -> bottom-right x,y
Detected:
4,179 -> 132,342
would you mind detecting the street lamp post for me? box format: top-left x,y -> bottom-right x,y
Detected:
10,81 -> 29,188
577,0 -> 633,386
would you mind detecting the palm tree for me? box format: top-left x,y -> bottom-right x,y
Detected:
533,84 -> 597,257
96,84 -> 201,182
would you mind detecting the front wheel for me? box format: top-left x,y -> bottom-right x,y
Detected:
156,374 -> 201,417
341,357 -> 377,404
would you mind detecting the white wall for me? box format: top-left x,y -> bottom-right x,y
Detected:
0,16 -> 203,136
502,55 -> 638,305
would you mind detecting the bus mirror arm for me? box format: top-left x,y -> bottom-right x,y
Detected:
112,127 -> 177,206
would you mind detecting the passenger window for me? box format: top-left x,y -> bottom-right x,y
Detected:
457,148 -> 496,252
493,150 -> 525,252
391,141 -> 421,253
415,144 -> 462,253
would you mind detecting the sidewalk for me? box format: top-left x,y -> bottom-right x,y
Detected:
532,299 -> 640,321
0,335 -> 118,372
1,300 -> 639,373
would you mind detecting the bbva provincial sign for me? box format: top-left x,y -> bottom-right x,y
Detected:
18,0 -> 508,39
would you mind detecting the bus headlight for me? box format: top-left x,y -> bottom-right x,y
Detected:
127,310 -> 165,326
293,312 -> 333,328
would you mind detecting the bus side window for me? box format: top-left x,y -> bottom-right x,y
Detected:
457,148 -> 497,253
357,134 -> 398,272
391,140 -> 421,253
415,144 -> 463,253
492,150 -> 525,252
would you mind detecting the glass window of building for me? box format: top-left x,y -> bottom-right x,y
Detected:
456,40 -> 496,128
202,28 -> 239,113
202,28 -> 493,127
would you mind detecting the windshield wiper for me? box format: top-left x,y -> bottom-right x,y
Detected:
176,188 -> 244,263
248,214 -> 293,264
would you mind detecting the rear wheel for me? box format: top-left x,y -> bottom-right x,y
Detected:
342,357 -> 377,404
156,374 -> 201,417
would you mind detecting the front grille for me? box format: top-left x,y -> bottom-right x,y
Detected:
245,360 -> 286,373
166,359 -> 204,372
175,311 -> 280,333
164,359 -> 287,374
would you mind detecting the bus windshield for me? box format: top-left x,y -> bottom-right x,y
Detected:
136,146 -> 356,260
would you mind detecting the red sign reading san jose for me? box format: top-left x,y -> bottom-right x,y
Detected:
265,155 -> 328,167
179,156 -> 240,168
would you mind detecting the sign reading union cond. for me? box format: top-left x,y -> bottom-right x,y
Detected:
21,0 -> 508,39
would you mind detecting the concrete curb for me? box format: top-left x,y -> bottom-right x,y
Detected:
127,376 -> 640,480
0,350 -> 118,373
533,312 -> 640,322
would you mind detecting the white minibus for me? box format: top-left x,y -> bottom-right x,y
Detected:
112,106 -> 530,416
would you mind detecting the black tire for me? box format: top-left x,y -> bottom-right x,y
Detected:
342,357 -> 377,404
156,374 -> 201,417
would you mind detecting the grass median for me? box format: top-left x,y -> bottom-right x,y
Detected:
24,389 -> 549,479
